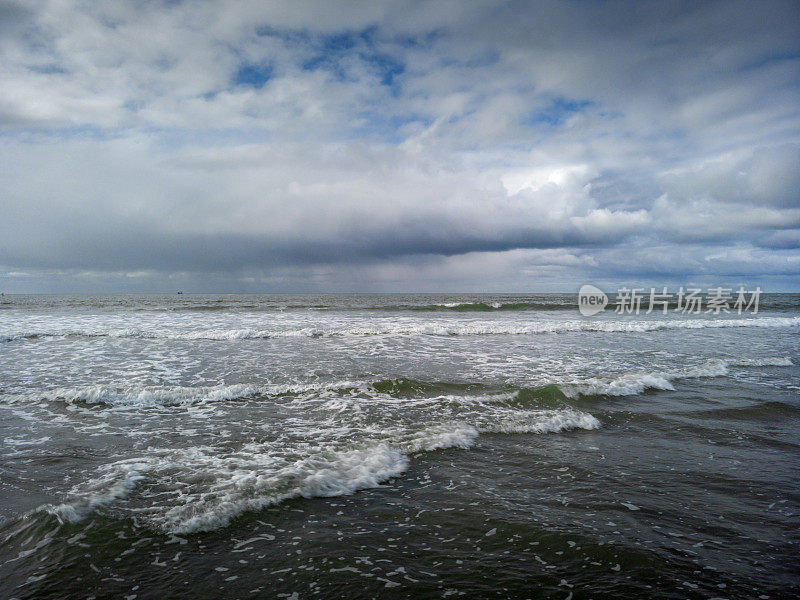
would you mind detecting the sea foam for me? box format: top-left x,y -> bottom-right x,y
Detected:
3,315 -> 799,342
38,408 -> 600,533
570,357 -> 793,397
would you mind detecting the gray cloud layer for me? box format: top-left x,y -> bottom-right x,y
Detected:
1,0 -> 798,292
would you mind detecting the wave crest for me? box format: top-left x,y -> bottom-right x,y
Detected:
569,357 -> 793,397
38,409 -> 599,533
3,316 -> 799,343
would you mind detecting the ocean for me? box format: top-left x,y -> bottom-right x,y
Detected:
0,293 -> 798,599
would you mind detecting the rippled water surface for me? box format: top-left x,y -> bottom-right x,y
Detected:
1,294 -> 798,599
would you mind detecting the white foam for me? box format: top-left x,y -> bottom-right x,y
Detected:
12,383 -> 260,406
44,460 -> 148,523
114,443 -> 408,534
36,408 -> 600,533
731,357 -> 794,367
573,373 -> 676,397
170,443 -> 410,533
481,409 -> 601,434
3,315 -> 799,341
581,316 -> 800,334
4,380 -> 367,407
399,423 -> 479,453
8,354 -> 792,409
114,315 -> 800,337
569,356 -> 793,397
682,359 -> 730,378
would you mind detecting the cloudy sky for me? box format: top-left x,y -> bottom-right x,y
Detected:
1,0 -> 798,293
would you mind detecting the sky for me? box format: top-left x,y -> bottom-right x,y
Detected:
1,0 -> 799,293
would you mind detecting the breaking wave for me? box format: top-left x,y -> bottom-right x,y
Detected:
4,356 -> 792,408
3,381 -> 368,407
40,412 -> 599,534
3,315 -> 800,343
568,357 -> 794,397
400,301 -> 574,312
12,355 -> 794,534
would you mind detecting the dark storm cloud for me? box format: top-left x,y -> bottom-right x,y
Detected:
1,215 -> 638,272
0,0 -> 798,291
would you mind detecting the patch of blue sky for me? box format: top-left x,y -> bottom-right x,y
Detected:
363,52 -> 404,87
392,29 -> 446,49
302,50 -> 405,89
298,28 -> 371,67
233,63 -> 273,89
320,30 -> 366,51
526,97 -> 594,127
255,23 -> 442,51
300,54 -> 351,81
294,27 -> 406,89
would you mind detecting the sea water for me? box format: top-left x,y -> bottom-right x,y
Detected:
1,294 -> 798,598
